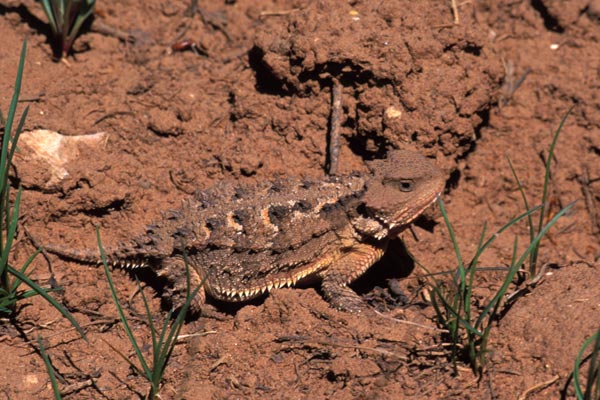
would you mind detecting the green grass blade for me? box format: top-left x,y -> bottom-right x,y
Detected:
0,41 -> 27,195
101,337 -> 147,378
0,187 -> 21,270
40,1 -> 60,36
153,267 -> 203,395
161,284 -> 202,361
96,229 -> 152,379
468,222 -> 487,278
507,156 -> 535,266
430,284 -> 483,337
532,107 -> 573,269
435,197 -> 469,361
510,235 -> 519,269
137,277 -> 167,395
10,247 -> 42,292
138,278 -> 159,352
150,310 -> 174,393
62,0 -> 74,49
40,0 -> 96,57
1,190 -> 8,253
8,106 -> 29,163
464,223 -> 488,319
65,0 -> 96,51
514,201 -> 574,273
150,288 -> 202,399
153,254 -> 203,396
435,200 -> 540,338
154,307 -> 174,361
437,198 -> 465,288
475,201 -> 575,328
8,264 -> 86,339
584,328 -> 600,400
573,329 -> 600,400
469,205 -> 541,267
38,336 -> 62,400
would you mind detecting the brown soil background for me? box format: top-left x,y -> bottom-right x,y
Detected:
1,0 -> 599,398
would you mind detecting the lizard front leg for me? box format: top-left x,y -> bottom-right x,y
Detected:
156,255 -> 207,315
320,242 -> 387,312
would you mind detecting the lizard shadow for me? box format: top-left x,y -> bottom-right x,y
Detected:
350,237 -> 416,310
349,214 -> 438,311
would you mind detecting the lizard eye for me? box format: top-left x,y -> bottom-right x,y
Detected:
384,179 -> 414,192
398,180 -> 414,192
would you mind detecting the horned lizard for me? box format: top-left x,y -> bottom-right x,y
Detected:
44,150 -> 445,313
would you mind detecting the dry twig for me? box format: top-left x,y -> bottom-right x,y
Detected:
579,165 -> 600,234
517,375 -> 560,400
451,0 -> 460,24
327,80 -> 343,175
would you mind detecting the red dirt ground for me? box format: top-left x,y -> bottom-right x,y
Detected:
0,0 -> 599,398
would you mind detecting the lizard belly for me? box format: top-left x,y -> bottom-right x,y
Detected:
198,231 -> 348,302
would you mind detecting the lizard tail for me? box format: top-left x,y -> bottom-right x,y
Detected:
43,243 -> 150,269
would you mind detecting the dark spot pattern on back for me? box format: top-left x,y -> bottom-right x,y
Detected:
233,209 -> 251,225
292,200 -> 313,212
269,181 -> 284,193
205,217 -> 223,231
232,187 -> 246,201
268,205 -> 289,227
320,202 -> 339,215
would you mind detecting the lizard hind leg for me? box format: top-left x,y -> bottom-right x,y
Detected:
156,256 -> 207,316
320,243 -> 386,313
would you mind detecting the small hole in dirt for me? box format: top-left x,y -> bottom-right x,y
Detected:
530,0 -> 565,33
248,46 -> 292,96
326,371 -> 338,382
347,134 -> 388,160
473,109 -> 491,140
446,168 -> 461,190
463,43 -> 482,56
82,199 -> 126,217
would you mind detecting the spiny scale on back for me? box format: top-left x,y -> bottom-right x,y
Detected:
45,150 -> 445,313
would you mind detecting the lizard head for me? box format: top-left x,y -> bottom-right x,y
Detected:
356,150 -> 445,239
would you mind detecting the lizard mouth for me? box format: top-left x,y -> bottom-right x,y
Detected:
374,191 -> 441,232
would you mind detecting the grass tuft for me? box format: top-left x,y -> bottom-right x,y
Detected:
97,228 -> 203,399
431,198 -> 573,374
507,106 -> 573,277
0,41 -> 85,338
428,109 -> 574,374
40,0 -> 96,59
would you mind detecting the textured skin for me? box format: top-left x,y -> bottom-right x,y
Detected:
45,150 -> 445,313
